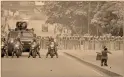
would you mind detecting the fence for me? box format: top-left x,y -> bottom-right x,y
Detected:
40,36 -> 124,51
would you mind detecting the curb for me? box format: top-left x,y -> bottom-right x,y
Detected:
64,52 -> 123,77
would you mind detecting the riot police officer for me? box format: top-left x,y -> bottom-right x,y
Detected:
46,37 -> 58,58
28,39 -> 41,58
1,38 -> 8,57
15,21 -> 22,31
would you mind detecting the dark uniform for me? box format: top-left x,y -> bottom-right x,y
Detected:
12,38 -> 23,57
101,48 -> 112,66
46,38 -> 58,58
15,22 -> 22,31
1,38 -> 8,57
28,39 -> 41,58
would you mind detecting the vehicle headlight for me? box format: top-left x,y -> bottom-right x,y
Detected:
31,46 -> 35,50
28,43 -> 31,44
50,45 -> 54,48
10,40 -> 14,43
15,44 -> 19,47
31,45 -> 35,48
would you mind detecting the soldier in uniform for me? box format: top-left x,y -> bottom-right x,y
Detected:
77,36 -> 81,50
73,36 -> 76,50
66,36 -> 69,50
15,22 -> 22,31
75,36 -> 78,50
21,22 -> 27,30
41,37 -> 44,49
65,36 -> 67,49
69,36 -> 72,49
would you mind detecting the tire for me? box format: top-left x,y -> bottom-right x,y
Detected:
32,50 -> 36,58
50,50 -> 54,58
51,55 -> 53,58
16,50 -> 20,58
8,51 -> 12,56
8,44 -> 13,56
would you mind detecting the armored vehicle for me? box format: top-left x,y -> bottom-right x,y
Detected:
20,30 -> 35,52
7,21 -> 41,56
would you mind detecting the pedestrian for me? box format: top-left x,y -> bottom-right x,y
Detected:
101,47 -> 112,66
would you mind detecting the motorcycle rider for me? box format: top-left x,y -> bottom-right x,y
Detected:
1,38 -> 8,57
12,38 -> 23,57
46,37 -> 58,58
28,38 -> 41,58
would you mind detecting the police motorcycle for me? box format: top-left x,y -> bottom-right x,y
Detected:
36,36 -> 42,51
1,41 -> 8,58
49,42 -> 56,58
30,42 -> 38,58
12,39 -> 23,58
7,37 -> 15,56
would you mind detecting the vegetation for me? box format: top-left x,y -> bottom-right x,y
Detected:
42,1 -> 124,36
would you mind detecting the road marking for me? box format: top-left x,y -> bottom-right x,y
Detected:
92,70 -> 103,76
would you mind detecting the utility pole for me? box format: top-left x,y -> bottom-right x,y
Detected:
87,1 -> 91,35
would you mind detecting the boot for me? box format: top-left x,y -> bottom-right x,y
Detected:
28,56 -> 30,58
101,64 -> 103,66
104,64 -> 108,66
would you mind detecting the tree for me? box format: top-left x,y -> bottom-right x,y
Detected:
43,1 -> 124,36
91,1 -> 124,36
43,1 -> 100,35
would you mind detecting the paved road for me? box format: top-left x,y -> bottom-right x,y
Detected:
65,50 -> 124,76
2,52 -> 107,77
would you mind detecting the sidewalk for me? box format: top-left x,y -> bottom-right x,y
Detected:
64,50 -> 124,76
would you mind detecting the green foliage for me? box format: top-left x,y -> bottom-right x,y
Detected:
92,1 -> 124,36
42,1 -> 124,36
